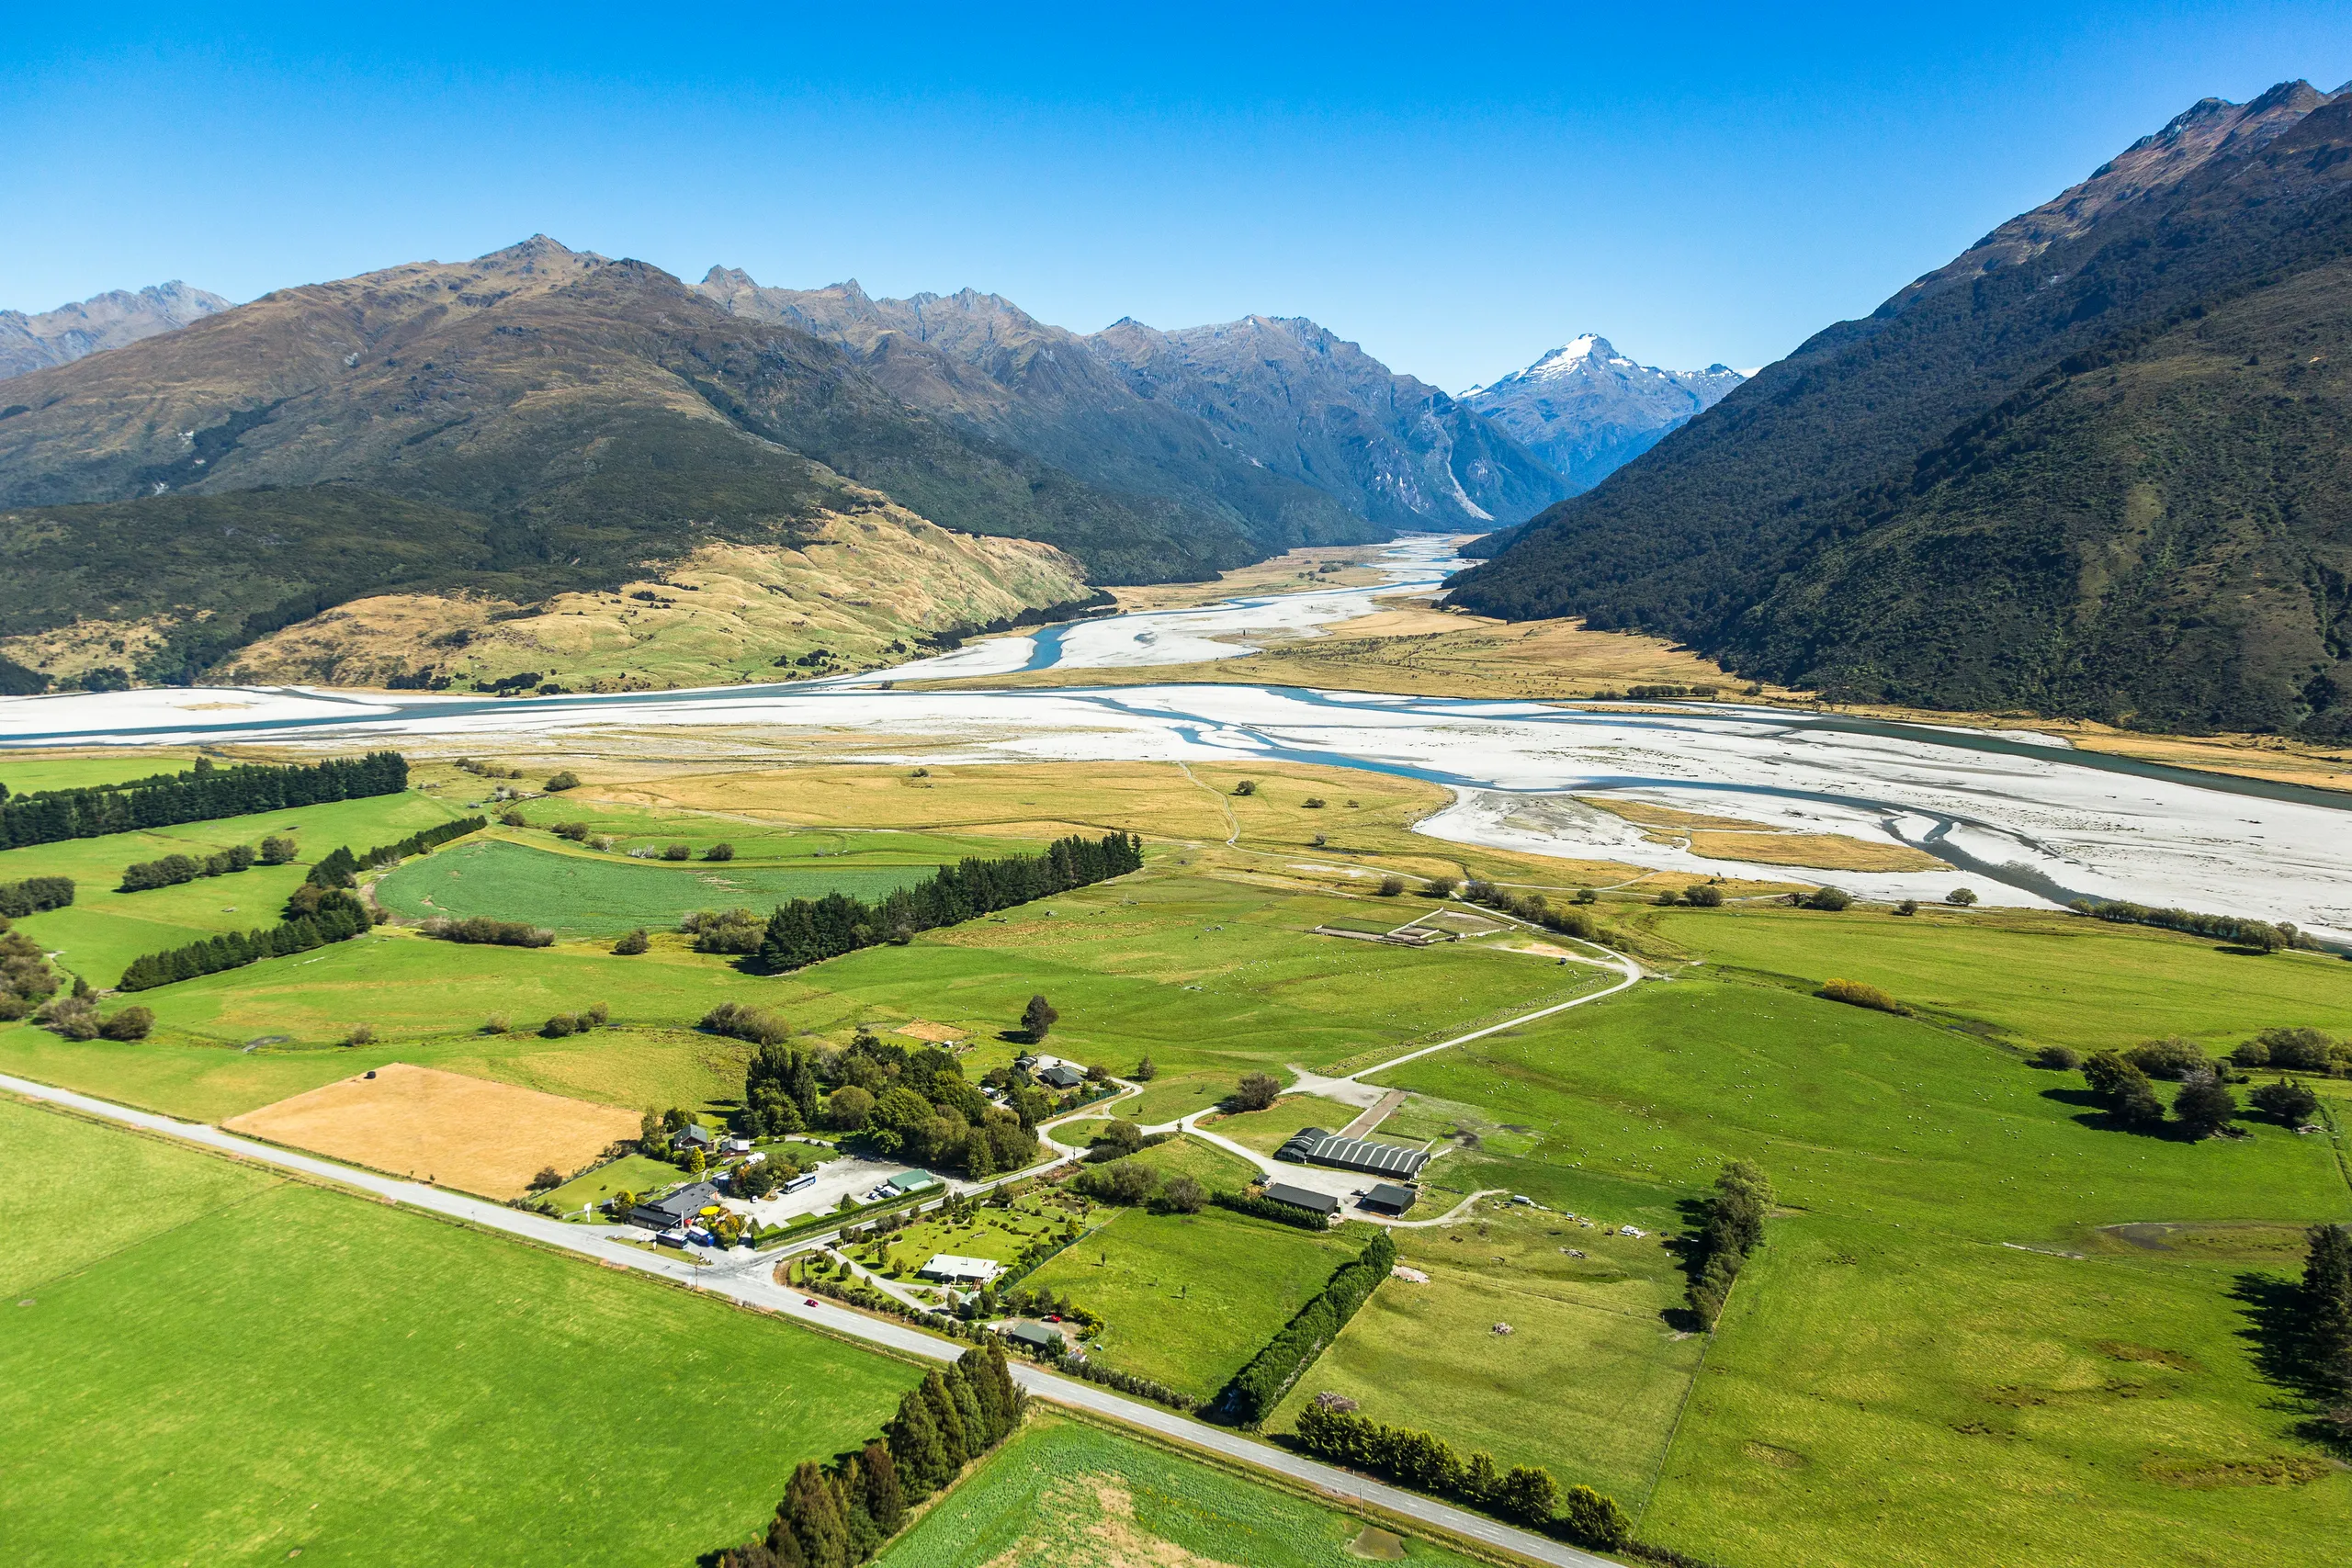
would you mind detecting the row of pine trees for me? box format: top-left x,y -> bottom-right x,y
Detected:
757,832 -> 1144,971
0,752 -> 408,850
718,1344 -> 1025,1568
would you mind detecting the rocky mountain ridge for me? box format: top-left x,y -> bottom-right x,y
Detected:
0,280 -> 232,382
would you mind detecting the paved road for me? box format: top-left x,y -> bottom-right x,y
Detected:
0,1071 -> 1613,1568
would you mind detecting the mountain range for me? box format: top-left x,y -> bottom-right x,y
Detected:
1451,81 -> 2352,739
0,281 -> 231,382
1463,336 -> 1745,492
0,242 -> 1594,692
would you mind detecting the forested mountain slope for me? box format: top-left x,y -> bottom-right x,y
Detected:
1449,82 -> 2352,737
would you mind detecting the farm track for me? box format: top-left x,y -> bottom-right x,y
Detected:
1,1069 -> 1611,1568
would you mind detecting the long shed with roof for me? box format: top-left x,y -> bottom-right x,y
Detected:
1274,1126 -> 1430,1180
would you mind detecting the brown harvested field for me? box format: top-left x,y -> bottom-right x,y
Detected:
893,1020 -> 967,1043
1681,829 -> 1949,872
223,1063 -> 642,1198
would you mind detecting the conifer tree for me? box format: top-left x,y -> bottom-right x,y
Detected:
885,1383 -> 948,1498
2304,1223 -> 2352,1395
920,1369 -> 971,1471
782,1461 -> 850,1568
861,1440 -> 905,1533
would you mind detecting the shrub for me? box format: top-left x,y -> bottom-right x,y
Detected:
1686,1159 -> 1772,1326
1229,1072 -> 1282,1111
1133,1055 -> 1158,1081
37,995 -> 99,1040
1085,1120 -> 1146,1161
96,1006 -> 154,1041
703,842 -> 736,862
2083,1051 -> 2166,1126
551,821 -> 591,842
482,1013 -> 511,1033
662,842 -> 693,861
2033,1044 -> 2082,1071
423,917 -> 554,948
1819,977 -> 1905,1014
682,907 -> 764,955
1655,888 -> 1683,907
527,1166 -> 563,1191
1219,1230 -> 1396,1423
2250,1079 -> 2320,1125
1302,796 -> 1326,809
1073,1160 -> 1158,1205
2172,1072 -> 2238,1139
343,1024 -> 376,1047
1802,886 -> 1852,911
2250,1026 -> 2343,1073
701,1000 -> 792,1046
1427,876 -> 1458,898
258,834 -> 298,865
1894,898 -> 1919,916
1947,887 -> 1979,906
613,928 -> 649,954
498,807 -> 528,828
544,771 -> 581,792
2126,1037 -> 2213,1081
1157,1175 -> 1206,1214
1376,874 -> 1406,897
1573,886 -> 1598,905
1683,883 -> 1724,908
1210,1189 -> 1331,1231
1232,780 -> 1257,796
827,1085 -> 876,1131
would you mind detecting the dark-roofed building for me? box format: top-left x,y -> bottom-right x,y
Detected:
1360,1182 -> 1418,1216
1274,1126 -> 1430,1180
1261,1182 -> 1340,1219
1006,1321 -> 1065,1353
1035,1064 -> 1085,1090
628,1180 -> 720,1232
672,1123 -> 718,1152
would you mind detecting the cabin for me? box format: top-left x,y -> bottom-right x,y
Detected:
671,1123 -> 718,1154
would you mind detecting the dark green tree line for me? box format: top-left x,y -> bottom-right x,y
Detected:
0,752 -> 408,851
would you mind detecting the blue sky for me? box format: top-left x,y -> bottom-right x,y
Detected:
5,3 -> 2348,389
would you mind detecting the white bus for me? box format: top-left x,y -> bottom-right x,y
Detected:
784,1170 -> 819,1195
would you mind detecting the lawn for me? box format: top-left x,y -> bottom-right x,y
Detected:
1208,1093 -> 1379,1156
869,1194 -> 1087,1276
1023,1205 -> 1359,1398
373,836 -> 945,935
1643,1218 -> 2352,1568
1129,1132 -> 1264,1190
3,787 -> 467,986
1265,1201 -> 1703,1506
0,1099 -> 919,1568
0,750 -> 205,795
537,1151 -> 691,1214
877,1415 -> 1488,1568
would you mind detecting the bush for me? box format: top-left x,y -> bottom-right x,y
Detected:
1683,883 -> 1724,908
1947,887 -> 1979,906
1302,796 -> 1326,809
482,1014 -> 511,1033
343,1024 -> 376,1047
1819,977 -> 1905,1014
1073,1160 -> 1158,1205
701,1000 -> 792,1046
827,1085 -> 876,1131
613,928 -> 649,954
703,842 -> 735,862
682,907 -> 764,954
1133,1055 -> 1158,1081
2248,1026 -> 2344,1073
1229,1072 -> 1282,1111
1573,886 -> 1598,905
2250,1079 -> 2320,1125
1212,1189 -> 1331,1231
662,842 -> 693,861
423,917 -> 554,948
1801,886 -> 1852,911
498,808 -> 527,828
37,995 -> 99,1040
2083,1051 -> 2166,1126
1219,1230 -> 1396,1424
551,820 -> 591,841
2033,1044 -> 2082,1071
1158,1175 -> 1206,1214
2126,1037 -> 2214,1080
1086,1120 -> 1147,1161
2172,1072 -> 2238,1139
527,1166 -> 563,1191
544,771 -> 581,791
97,1006 -> 154,1041
258,834 -> 298,865
1655,888 -> 1682,907
1232,780 -> 1257,796
1894,898 -> 1919,916
1376,875 -> 1406,897
1427,876 -> 1457,898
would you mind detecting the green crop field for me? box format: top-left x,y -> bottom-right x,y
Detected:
877,1415 -> 1487,1568
0,1096 -> 916,1568
0,750 -> 205,795
1023,1206 -> 1358,1398
1266,1201 -> 1703,1506
373,836 -> 945,935
3,788 -> 466,986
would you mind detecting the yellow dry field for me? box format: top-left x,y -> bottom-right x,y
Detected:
975,1475 -> 1241,1568
222,1062 -> 641,1198
1578,795 -> 1949,873
1104,542 -> 1396,613
1576,795 -> 1761,831
892,1020 -> 967,1043
219,508 -> 1089,693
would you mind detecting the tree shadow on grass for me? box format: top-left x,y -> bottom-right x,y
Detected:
2229,1269 -> 2352,1460
2037,1086 -> 2182,1139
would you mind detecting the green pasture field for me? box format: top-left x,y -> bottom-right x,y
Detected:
1208,1093 -> 1380,1156
3,788 -> 466,985
1268,1202 -> 1702,1505
1128,1132 -> 1263,1190
876,1415 -> 1487,1568
1643,902 -> 2352,1054
373,836 -> 943,936
537,1152 -> 693,1214
0,1098 -> 917,1568
869,1195 -> 1085,1275
1645,1217 -> 2352,1568
0,750 -> 203,794
1023,1206 -> 1357,1398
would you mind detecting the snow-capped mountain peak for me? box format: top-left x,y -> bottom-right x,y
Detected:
1464,335 -> 1746,493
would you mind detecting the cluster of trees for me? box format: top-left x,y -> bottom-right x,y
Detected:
2075,898 -> 2312,953
2298,1224 -> 2352,1422
356,816 -> 484,870
714,1346 -> 1024,1568
1227,1072 -> 1282,1111
731,1030 -> 1043,1179
1014,1335 -> 1199,1411
1292,1402 -> 1629,1546
1654,883 -> 1725,908
1788,886 -> 1852,911
683,907 -> 767,954
2080,1050 -> 2239,1138
119,842 -> 257,892
422,917 -> 555,948
0,874 -> 74,919
540,1001 -> 610,1038
1218,1230 -> 1396,1425
1073,1157 -> 1206,1214
34,987 -> 153,1040
119,888 -> 374,991
757,832 -> 1144,971
1687,1160 -> 1771,1327
2233,1026 -> 2352,1077
1818,977 -> 1905,1015
0,752 -> 408,851
0,919 -> 62,1021
1457,879 -> 1604,940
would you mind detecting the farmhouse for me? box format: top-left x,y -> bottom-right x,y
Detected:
920,1254 -> 1003,1284
1035,1064 -> 1085,1090
1360,1181 -> 1418,1216
1261,1182 -> 1340,1219
672,1123 -> 717,1154
1006,1321 -> 1065,1352
1274,1126 -> 1430,1180
629,1180 -> 720,1232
